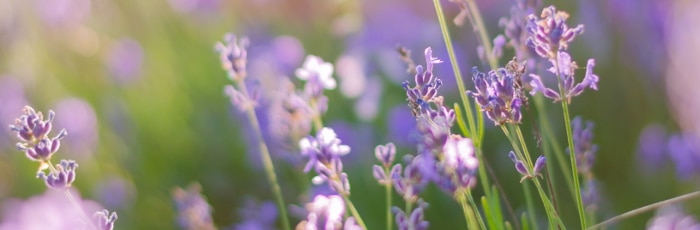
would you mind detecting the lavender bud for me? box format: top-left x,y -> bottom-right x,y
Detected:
533,155 -> 546,176
375,142 -> 397,167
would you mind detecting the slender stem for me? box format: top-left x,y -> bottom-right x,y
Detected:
45,160 -> 98,230
342,195 -> 368,229
588,191 -> 700,230
385,167 -> 393,230
310,98 -> 324,132
532,179 -> 566,229
534,95 -> 575,196
235,80 -> 291,230
459,192 -> 479,230
522,182 -> 538,230
553,51 -> 587,229
514,125 -> 535,170
467,190 -> 488,230
465,0 -> 498,70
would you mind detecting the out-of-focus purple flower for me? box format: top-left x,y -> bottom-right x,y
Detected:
392,155 -> 431,203
169,0 -> 220,15
172,183 -> 216,230
94,176 -> 135,210
298,194 -> 345,230
335,53 -> 367,99
53,98 -> 98,159
636,124 -> 668,172
300,127 -> 352,194
232,199 -> 277,230
468,65 -> 524,125
93,210 -> 118,230
569,116 -> 598,176
666,133 -> 700,181
499,0 -> 542,72
392,199 -> 429,230
9,106 -> 67,162
37,159 -> 78,189
106,38 -> 144,85
442,135 -> 479,189
581,180 -> 599,211
35,0 -> 91,27
526,5 -> 584,59
0,188 -> 104,230
0,77 -> 29,148
354,77 -> 383,121
646,205 -> 700,230
387,105 -> 417,147
529,52 -> 598,103
216,33 -> 249,81
296,55 -> 336,98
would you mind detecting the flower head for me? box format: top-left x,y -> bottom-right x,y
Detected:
529,52 -> 598,103
393,199 -> 429,230
526,5 -> 584,58
215,33 -> 249,80
300,127 -> 352,194
9,106 -> 69,162
172,183 -> 216,230
93,210 -> 118,230
300,194 -> 346,230
468,65 -> 524,125
37,160 -> 78,189
296,55 -> 336,98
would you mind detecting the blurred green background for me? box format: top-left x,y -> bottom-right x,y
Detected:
0,0 -> 698,229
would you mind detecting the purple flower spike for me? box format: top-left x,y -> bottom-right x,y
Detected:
215,33 -> 249,80
569,116 -> 598,175
37,159 -> 78,189
529,52 -> 600,103
533,155 -> 546,176
93,210 -> 118,230
375,142 -> 396,167
526,5 -> 584,58
300,127 -> 353,194
468,65 -> 525,125
393,199 -> 429,230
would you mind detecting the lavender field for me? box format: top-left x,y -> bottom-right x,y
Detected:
1,0 -> 699,229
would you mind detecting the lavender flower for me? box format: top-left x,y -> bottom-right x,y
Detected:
667,133 -> 700,181
509,151 -> 545,182
402,47 -> 445,118
528,52 -> 599,103
296,55 -> 336,98
37,160 -> 78,189
172,183 -> 216,230
468,66 -> 523,125
216,33 -> 249,81
569,116 -> 598,176
392,155 -> 430,203
93,210 -> 118,230
442,135 -> 478,189
499,0 -> 542,71
9,106 -> 68,162
298,194 -> 346,230
0,188 -> 104,229
232,199 -> 277,230
53,98 -> 98,159
581,180 -> 599,211
106,38 -> 144,85
636,124 -> 668,171
300,127 -> 352,194
373,143 -> 397,186
526,5 -> 584,58
393,199 -> 429,230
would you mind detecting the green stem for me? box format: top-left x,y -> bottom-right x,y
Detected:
46,161 -> 99,230
588,191 -> 700,229
385,167 -> 393,230
433,0 -> 498,214
310,98 -> 324,132
459,193 -> 479,230
342,195 -> 368,229
466,190 -> 488,230
522,182 -> 538,230
235,80 -> 291,230
532,179 -> 566,229
553,51 -> 587,229
534,94 -> 576,201
465,0 -> 498,70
